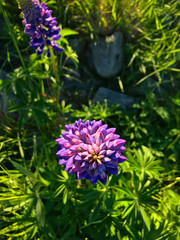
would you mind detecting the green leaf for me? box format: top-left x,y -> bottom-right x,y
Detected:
139,205 -> 151,231
63,188 -> 68,204
154,106 -> 170,122
36,197 -> 45,229
88,194 -> 103,223
61,170 -> 68,179
10,160 -> 35,180
0,222 -> 33,235
38,172 -> 50,186
122,203 -> 135,219
60,28 -> 79,37
54,184 -> 66,198
172,97 -> 180,106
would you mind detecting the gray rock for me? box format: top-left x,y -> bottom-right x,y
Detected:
87,32 -> 124,78
62,78 -> 100,105
92,87 -> 134,109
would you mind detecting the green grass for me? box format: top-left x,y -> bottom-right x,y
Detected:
0,0 -> 180,239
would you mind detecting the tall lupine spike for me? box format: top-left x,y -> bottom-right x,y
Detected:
56,119 -> 127,185
18,0 -> 62,56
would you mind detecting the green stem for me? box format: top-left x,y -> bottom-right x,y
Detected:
0,3 -> 26,69
49,48 -> 61,106
165,132 -> 180,152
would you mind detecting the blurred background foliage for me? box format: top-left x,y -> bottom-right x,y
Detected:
0,0 -> 180,239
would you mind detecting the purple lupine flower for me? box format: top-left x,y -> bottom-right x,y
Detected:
56,119 -> 127,184
18,0 -> 62,56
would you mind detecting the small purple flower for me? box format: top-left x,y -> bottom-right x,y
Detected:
56,119 -> 127,184
18,0 -> 62,56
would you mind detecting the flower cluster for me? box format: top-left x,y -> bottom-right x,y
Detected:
18,0 -> 62,56
56,119 -> 127,184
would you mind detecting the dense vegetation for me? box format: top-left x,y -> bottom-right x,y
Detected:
0,0 -> 180,239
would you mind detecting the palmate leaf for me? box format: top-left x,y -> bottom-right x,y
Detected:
113,171 -> 161,230
53,170 -> 69,198
9,160 -> 35,180
72,100 -> 120,122
125,220 -> 176,240
126,146 -> 164,180
159,188 -> 180,237
76,189 -> 102,210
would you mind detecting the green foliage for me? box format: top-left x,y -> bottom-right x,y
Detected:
59,0 -> 180,86
1,92 -> 179,239
72,100 -> 120,123
0,0 -> 179,239
121,0 -> 180,86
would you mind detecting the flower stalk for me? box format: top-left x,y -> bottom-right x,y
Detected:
18,0 -> 62,56
49,47 -> 61,105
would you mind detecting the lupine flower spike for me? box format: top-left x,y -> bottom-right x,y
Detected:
56,119 -> 127,184
18,0 -> 62,56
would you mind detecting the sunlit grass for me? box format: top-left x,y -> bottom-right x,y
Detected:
0,0 -> 179,239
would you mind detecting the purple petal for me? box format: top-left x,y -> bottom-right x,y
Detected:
59,159 -> 66,165
74,155 -> 82,161
107,128 -> 116,134
106,167 -> 118,175
56,119 -> 126,185
77,170 -> 88,179
65,156 -> 74,170
98,175 -> 107,184
102,157 -> 111,162
52,34 -> 61,41
90,121 -> 102,134
118,155 -> 127,163
106,150 -> 115,156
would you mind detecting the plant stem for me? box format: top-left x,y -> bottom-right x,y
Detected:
49,48 -> 61,106
165,132 -> 180,152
